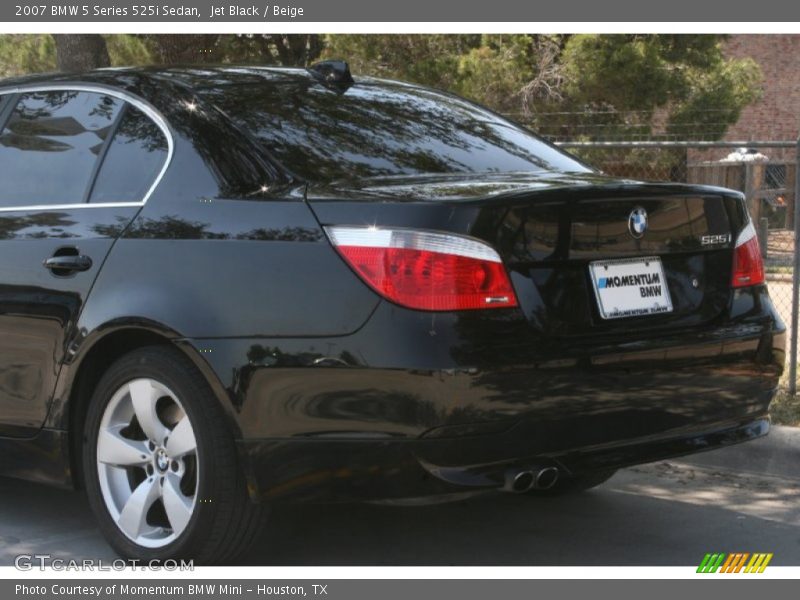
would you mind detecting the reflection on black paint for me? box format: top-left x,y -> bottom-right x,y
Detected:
0,284 -> 82,430
0,91 -> 123,206
94,214 -> 323,242
0,284 -> 82,326
89,105 -> 169,204
202,81 -> 589,182
0,212 -> 79,240
164,98 -> 286,197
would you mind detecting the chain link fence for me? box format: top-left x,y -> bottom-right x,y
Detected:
545,137 -> 800,392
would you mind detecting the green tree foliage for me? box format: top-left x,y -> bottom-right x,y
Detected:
0,34 -> 152,76
0,33 -> 323,78
215,34 -> 323,66
454,35 -> 565,113
139,34 -> 322,65
0,33 -> 761,144
105,35 -> 154,66
666,56 -> 762,139
559,34 -> 762,140
324,33 -> 565,112
0,35 -> 56,77
322,34 -> 481,90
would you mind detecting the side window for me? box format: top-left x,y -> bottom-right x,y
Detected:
0,91 -> 123,207
89,104 -> 169,204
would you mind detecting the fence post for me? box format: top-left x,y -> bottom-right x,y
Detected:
745,163 -> 764,225
789,137 -> 800,395
759,217 -> 769,259
786,162 -> 796,230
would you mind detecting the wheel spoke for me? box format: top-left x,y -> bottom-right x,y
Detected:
117,477 -> 160,540
166,416 -> 196,459
129,379 -> 169,445
97,426 -> 149,467
161,472 -> 194,536
98,376 -> 199,547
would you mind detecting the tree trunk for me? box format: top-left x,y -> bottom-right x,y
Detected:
268,35 -> 323,66
146,34 -> 220,64
52,35 -> 111,72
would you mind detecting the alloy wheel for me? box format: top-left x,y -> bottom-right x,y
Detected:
96,378 -> 199,548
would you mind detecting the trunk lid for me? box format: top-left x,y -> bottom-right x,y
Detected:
482,192 -> 745,336
307,173 -> 748,336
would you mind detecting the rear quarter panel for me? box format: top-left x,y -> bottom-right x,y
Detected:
77,197 -> 379,339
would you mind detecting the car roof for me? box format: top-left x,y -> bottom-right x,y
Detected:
0,64 -> 401,95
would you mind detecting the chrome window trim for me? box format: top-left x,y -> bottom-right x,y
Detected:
0,83 -> 174,213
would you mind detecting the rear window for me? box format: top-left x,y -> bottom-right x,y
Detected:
204,81 -> 588,183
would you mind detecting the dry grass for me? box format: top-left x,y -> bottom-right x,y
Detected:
770,387 -> 800,427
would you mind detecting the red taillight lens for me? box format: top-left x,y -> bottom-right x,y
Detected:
325,227 -> 518,311
731,222 -> 765,288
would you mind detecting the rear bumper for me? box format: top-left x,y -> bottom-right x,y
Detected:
188,286 -> 785,503
238,412 -> 771,502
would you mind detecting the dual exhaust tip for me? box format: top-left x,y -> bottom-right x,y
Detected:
503,466 -> 560,493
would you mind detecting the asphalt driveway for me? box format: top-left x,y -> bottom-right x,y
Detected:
1,426 -> 799,566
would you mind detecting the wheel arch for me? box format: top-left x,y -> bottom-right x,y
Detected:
51,322 -> 241,490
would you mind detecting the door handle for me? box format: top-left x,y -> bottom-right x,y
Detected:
43,253 -> 93,274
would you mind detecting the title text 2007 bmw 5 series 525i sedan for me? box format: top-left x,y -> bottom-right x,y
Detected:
0,61 -> 784,563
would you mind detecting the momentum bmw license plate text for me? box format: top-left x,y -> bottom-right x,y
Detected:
589,257 -> 673,320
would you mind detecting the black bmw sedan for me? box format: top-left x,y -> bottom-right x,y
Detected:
0,61 -> 784,563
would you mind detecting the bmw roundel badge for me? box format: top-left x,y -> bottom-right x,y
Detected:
628,206 -> 648,239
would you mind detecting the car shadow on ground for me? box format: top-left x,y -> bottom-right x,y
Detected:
2,462 -> 799,566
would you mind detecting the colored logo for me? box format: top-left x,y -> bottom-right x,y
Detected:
628,206 -> 648,239
697,553 -> 773,573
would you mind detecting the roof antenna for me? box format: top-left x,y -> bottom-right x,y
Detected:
307,60 -> 354,93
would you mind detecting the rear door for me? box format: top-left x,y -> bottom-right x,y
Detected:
0,87 -> 169,437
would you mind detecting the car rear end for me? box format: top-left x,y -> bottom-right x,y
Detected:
204,71 -> 785,502
292,180 -> 782,497
223,181 -> 786,503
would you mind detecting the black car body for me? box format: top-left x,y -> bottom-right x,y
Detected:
0,64 -> 785,560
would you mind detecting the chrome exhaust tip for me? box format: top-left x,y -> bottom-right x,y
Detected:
502,465 -> 560,493
533,466 -> 559,490
503,469 -> 535,493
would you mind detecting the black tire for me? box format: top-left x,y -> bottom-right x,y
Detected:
526,469 -> 617,497
82,345 -> 267,564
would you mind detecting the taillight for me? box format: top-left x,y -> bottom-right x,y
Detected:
731,222 -> 765,288
325,226 -> 518,311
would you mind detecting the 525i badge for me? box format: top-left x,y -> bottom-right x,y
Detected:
701,233 -> 732,246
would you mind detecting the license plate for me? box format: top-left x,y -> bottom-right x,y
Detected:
589,257 -> 673,320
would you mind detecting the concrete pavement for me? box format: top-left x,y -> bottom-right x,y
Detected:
1,426 -> 798,566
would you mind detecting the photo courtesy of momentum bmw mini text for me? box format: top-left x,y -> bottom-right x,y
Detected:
0,0 -> 800,597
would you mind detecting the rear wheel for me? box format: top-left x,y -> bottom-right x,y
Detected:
82,346 -> 267,564
526,469 -> 617,496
